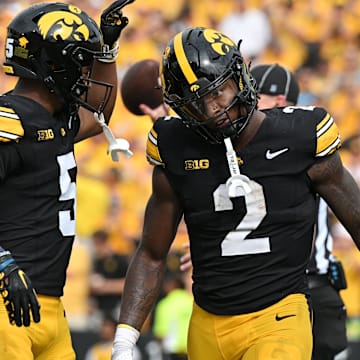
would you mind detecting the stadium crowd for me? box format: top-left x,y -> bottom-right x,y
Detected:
1,0 -> 360,359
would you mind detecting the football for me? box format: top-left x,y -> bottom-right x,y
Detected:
120,59 -> 164,116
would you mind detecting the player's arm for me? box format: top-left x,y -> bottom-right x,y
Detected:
112,165 -> 183,359
308,152 -> 360,248
76,0 -> 133,142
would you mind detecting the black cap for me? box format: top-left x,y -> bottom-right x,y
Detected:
251,64 -> 300,104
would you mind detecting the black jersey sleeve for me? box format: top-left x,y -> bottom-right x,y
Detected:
0,103 -> 24,182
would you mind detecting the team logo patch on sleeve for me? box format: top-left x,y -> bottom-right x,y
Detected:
0,106 -> 24,142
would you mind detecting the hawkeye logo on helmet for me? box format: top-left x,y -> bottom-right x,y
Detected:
173,28 -> 236,94
190,84 -> 200,92
37,5 -> 89,42
203,29 -> 235,56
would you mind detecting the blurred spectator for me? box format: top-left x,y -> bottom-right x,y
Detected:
75,134 -> 115,240
295,67 -> 322,107
101,166 -> 137,255
89,230 -> 129,319
153,271 -> 193,360
62,237 -> 92,331
218,0 -> 272,61
85,313 -> 142,360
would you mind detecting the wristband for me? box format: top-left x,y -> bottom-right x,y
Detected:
113,324 -> 140,351
0,250 -> 14,273
0,258 -> 15,272
98,42 -> 120,63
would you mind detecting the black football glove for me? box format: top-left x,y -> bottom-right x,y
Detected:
100,0 -> 135,49
0,251 -> 40,327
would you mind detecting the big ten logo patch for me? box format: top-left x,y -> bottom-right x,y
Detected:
184,159 -> 209,170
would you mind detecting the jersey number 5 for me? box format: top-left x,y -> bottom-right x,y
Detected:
213,178 -> 270,256
57,152 -> 76,237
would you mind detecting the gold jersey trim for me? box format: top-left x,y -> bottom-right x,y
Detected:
146,128 -> 163,166
0,107 -> 24,141
316,113 -> 341,157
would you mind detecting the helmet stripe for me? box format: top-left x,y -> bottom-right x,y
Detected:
174,32 -> 198,85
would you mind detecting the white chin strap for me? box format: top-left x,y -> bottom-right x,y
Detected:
93,112 -> 133,162
224,137 -> 251,197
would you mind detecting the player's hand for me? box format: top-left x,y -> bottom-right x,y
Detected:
0,252 -> 40,327
139,103 -> 170,123
112,349 -> 135,360
101,0 -> 135,48
179,242 -> 192,272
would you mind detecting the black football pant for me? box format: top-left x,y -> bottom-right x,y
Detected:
310,284 -> 347,360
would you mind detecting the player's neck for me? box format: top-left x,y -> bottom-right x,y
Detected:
233,110 -> 265,152
12,78 -> 62,114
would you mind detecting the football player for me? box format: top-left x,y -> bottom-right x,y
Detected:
251,63 -> 348,360
0,1 -> 132,359
111,27 -> 360,360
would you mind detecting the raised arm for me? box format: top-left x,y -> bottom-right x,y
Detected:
77,0 -> 133,141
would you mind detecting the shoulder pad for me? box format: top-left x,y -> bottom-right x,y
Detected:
0,105 -> 24,142
145,116 -> 184,167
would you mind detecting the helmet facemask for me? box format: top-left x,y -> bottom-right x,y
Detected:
45,43 -> 113,113
161,27 -> 257,144
171,60 -> 257,144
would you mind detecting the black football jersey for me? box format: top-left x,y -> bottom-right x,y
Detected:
0,93 -> 80,296
146,106 -> 341,315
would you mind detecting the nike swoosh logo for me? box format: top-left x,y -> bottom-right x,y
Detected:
265,148 -> 289,159
275,314 -> 296,321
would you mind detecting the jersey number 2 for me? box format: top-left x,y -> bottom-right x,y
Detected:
213,179 -> 270,256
